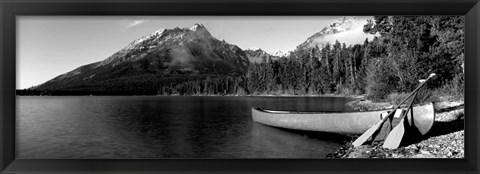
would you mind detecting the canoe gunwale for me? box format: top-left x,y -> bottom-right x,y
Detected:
252,103 -> 435,135
255,103 -> 429,115
256,108 -> 389,115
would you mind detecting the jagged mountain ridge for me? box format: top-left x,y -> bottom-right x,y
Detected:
244,48 -> 285,63
35,24 -> 250,91
270,50 -> 291,58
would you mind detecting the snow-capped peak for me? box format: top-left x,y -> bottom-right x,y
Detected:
189,23 -> 205,31
297,16 -> 375,50
325,16 -> 362,33
248,47 -> 262,51
129,28 -> 167,46
153,28 -> 166,35
270,50 -> 291,57
332,16 -> 360,26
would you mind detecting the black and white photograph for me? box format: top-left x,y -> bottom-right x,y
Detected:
16,16 -> 465,159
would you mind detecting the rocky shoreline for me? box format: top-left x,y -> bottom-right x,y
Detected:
327,99 -> 465,158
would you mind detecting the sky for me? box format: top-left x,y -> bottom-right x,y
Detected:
17,16 -> 372,89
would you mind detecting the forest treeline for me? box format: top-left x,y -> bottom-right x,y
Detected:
17,16 -> 464,100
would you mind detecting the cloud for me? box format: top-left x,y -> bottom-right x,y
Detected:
320,24 -> 376,46
126,20 -> 147,28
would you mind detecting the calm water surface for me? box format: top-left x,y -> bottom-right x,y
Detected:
16,96 -> 354,158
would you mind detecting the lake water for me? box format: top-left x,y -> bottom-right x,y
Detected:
16,96 -> 354,158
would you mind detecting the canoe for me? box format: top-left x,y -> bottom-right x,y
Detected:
251,103 -> 435,135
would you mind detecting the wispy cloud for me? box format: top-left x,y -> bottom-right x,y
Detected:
126,20 -> 148,28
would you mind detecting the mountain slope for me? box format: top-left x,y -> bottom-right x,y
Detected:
244,48 -> 283,63
297,16 -> 376,50
35,24 -> 250,92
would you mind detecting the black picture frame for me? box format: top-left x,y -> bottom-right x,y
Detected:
1,0 -> 479,173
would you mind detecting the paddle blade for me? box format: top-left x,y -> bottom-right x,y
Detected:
352,120 -> 384,147
383,118 -> 406,149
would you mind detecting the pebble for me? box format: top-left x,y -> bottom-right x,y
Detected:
420,150 -> 430,154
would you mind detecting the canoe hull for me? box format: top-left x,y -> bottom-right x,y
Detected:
252,103 -> 435,135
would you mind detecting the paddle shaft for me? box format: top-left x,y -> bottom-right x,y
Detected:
398,92 -> 418,122
381,74 -> 435,121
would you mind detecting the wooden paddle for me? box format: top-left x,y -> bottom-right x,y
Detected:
352,73 -> 436,147
382,92 -> 417,149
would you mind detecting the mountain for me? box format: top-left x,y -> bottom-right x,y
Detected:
296,16 -> 376,50
244,48 -> 283,63
34,24 -> 250,93
270,50 -> 291,58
